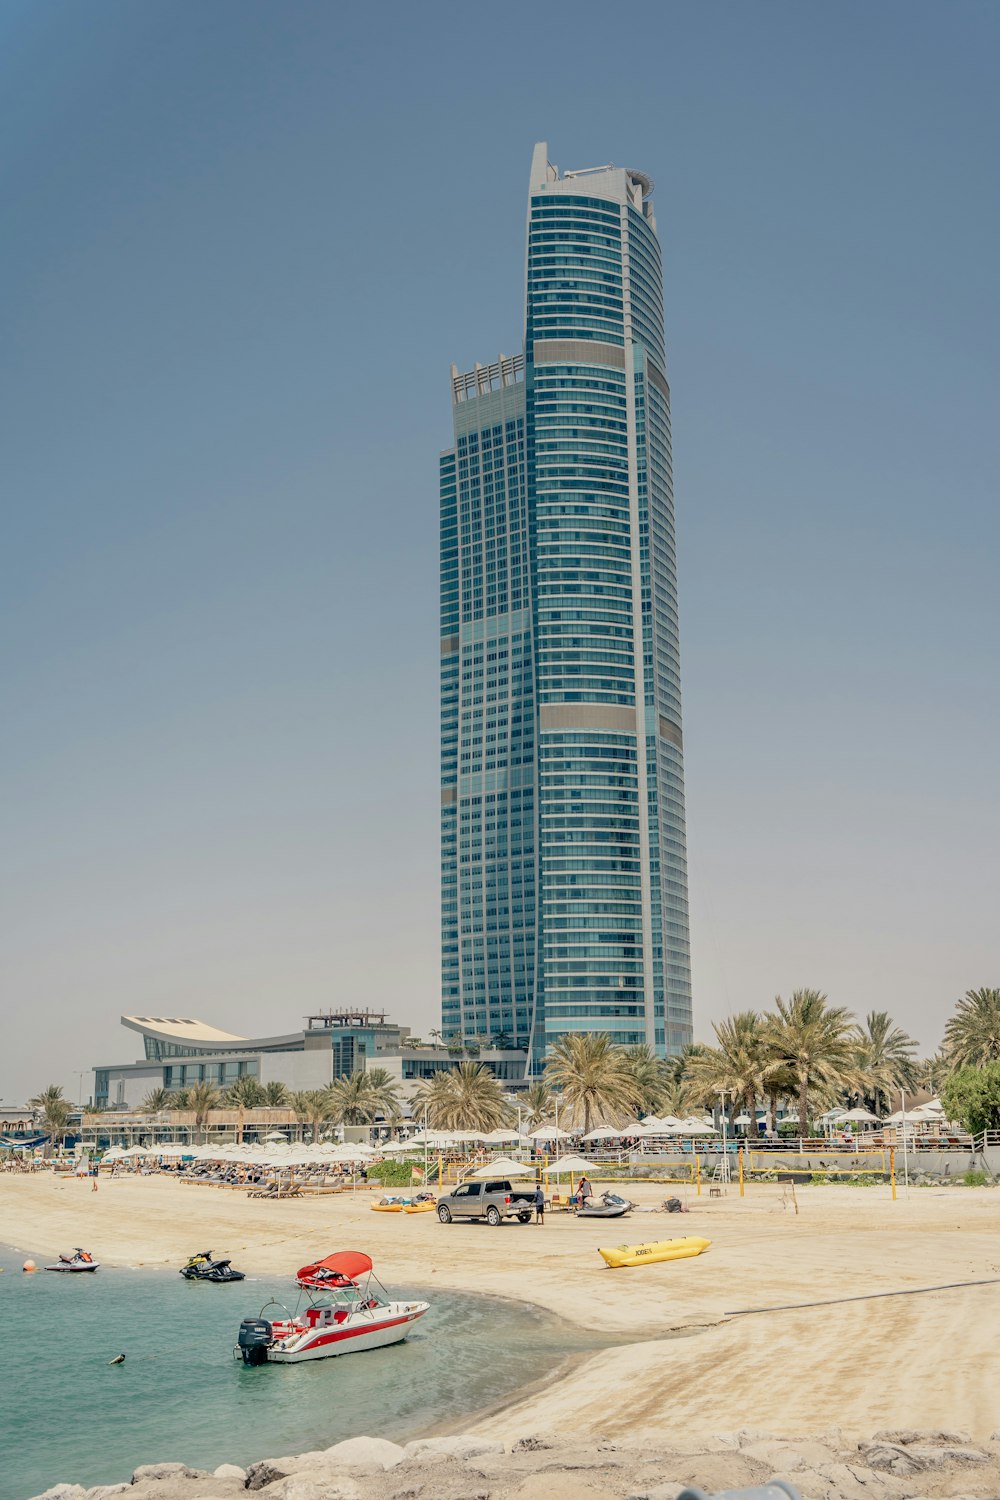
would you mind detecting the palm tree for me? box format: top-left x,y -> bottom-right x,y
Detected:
916,1051 -> 950,1095
261,1081 -> 290,1107
853,1010 -> 918,1115
289,1089 -> 336,1143
362,1068 -> 403,1124
763,990 -> 858,1135
414,1062 -> 507,1131
185,1080 -> 220,1142
683,1012 -> 771,1134
326,1069 -> 402,1126
223,1076 -> 265,1108
522,1079 -> 553,1130
141,1087 -> 170,1113
543,1034 -> 640,1135
943,988 -> 1000,1069
29,1085 -> 72,1154
169,1089 -> 190,1109
622,1044 -> 669,1118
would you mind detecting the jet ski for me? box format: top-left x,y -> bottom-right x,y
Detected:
180,1250 -> 246,1283
45,1248 -> 100,1272
576,1191 -> 633,1219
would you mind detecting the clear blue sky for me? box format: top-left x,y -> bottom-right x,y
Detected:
2,1 -> 998,1102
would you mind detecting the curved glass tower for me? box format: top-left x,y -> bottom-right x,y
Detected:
441,143 -> 692,1065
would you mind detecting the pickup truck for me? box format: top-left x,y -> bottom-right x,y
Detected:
435,1179 -> 537,1225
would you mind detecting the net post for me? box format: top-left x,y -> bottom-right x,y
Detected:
738,1147 -> 744,1197
890,1146 -> 896,1201
696,1155 -> 701,1196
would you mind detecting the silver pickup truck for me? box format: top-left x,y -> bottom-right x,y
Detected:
435,1178 -> 537,1225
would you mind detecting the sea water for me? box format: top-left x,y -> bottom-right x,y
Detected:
0,1250 -> 609,1500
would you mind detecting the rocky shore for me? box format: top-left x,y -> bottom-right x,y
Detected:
29,1428 -> 1000,1500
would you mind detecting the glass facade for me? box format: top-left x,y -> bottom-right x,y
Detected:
441,145 -> 693,1064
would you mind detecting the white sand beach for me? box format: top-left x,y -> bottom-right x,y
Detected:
4,1171 -> 1000,1447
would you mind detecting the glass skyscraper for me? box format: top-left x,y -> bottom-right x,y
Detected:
441,143 -> 693,1067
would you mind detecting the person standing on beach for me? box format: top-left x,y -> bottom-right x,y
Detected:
534,1183 -> 545,1225
577,1175 -> 592,1210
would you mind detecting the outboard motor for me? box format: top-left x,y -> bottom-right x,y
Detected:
237,1318 -> 273,1366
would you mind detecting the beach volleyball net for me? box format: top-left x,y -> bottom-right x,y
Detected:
746,1149 -> 889,1179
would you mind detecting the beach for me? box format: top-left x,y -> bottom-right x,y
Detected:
4,1170 -> 1000,1453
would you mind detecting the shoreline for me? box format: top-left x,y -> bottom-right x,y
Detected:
6,1172 -> 1000,1457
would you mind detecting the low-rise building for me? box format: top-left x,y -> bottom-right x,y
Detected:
93,1009 -> 528,1110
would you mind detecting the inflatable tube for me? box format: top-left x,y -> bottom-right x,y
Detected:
598,1236 -> 711,1268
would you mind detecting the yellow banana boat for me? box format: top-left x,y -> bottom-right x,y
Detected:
402,1199 -> 436,1214
598,1235 -> 711,1268
370,1199 -> 405,1213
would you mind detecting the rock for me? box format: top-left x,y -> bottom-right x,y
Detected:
937,1447 -> 990,1464
29,1488 -> 88,1500
741,1440 -> 836,1473
512,1436 -> 556,1452
859,1444 -> 938,1476
626,1487 -> 684,1500
245,1460 -> 295,1491
871,1429 -> 972,1448
402,1437 -> 505,1462
130,1466 -> 203,1484
262,1478 -> 360,1500
88,1488 -> 131,1499
322,1437 -> 406,1470
511,1477 -> 621,1500
212,1468 -> 246,1482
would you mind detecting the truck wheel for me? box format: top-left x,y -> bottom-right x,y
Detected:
437,1204 -> 452,1223
518,1212 -> 532,1224
486,1205 -> 502,1226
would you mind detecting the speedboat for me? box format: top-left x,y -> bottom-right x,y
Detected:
576,1190 -> 633,1219
180,1250 -> 246,1283
236,1251 -> 429,1365
44,1249 -> 99,1273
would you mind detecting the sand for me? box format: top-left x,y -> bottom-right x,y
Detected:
4,1172 -> 999,1444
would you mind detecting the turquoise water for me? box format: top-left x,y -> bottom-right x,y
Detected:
0,1248 -> 608,1500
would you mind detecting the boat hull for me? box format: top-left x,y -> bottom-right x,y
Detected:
370,1203 -> 404,1213
598,1236 -> 711,1268
402,1201 -> 436,1214
266,1304 -> 429,1362
44,1262 -> 100,1273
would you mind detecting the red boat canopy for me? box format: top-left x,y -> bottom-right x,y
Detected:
296,1250 -> 373,1286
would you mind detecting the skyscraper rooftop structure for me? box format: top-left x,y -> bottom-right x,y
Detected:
440,143 -> 693,1068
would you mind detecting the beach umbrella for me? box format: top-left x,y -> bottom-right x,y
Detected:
672,1119 -> 716,1136
529,1125 -> 572,1140
263,1132 -> 288,1142
582,1127 -> 622,1142
547,1154 -> 596,1176
483,1127 -> 523,1143
470,1157 -> 532,1177
841,1107 -> 880,1125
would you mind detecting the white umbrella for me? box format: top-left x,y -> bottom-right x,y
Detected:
529,1125 -> 572,1140
841,1107 -> 881,1124
264,1132 -> 288,1142
582,1127 -> 623,1142
547,1154 -> 595,1176
470,1157 -> 532,1178
483,1128 -> 523,1143
673,1119 -> 717,1136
